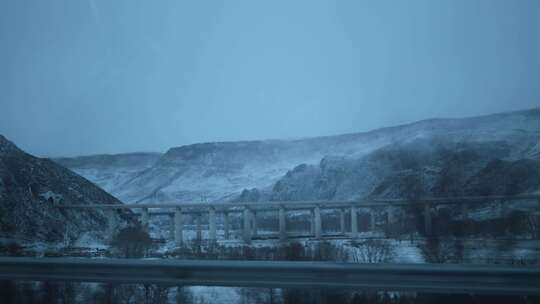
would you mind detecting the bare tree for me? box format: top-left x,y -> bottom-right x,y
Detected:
350,239 -> 393,263
527,213 -> 540,239
110,227 -> 153,258
420,237 -> 463,263
143,284 -> 169,304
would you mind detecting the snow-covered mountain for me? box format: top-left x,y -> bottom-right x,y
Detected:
0,135 -> 134,243
55,108 -> 540,204
55,152 -> 162,194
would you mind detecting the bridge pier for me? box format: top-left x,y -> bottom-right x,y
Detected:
251,211 -> 258,238
169,213 -> 175,240
351,206 -> 358,238
224,212 -> 230,240
385,209 -> 391,236
310,209 -> 315,235
174,208 -> 183,246
243,208 -> 252,243
424,204 -> 432,236
141,207 -> 149,232
106,209 -> 117,242
196,213 -> 202,242
461,203 -> 469,235
314,206 -> 322,239
369,210 -> 375,231
339,208 -> 346,235
279,207 -> 287,242
209,207 -> 216,243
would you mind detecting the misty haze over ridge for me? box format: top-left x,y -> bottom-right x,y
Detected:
53,107 -> 540,158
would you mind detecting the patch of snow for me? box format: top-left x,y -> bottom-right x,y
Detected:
73,233 -> 107,249
188,286 -> 241,304
391,240 -> 424,263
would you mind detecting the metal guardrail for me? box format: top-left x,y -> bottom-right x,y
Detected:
0,257 -> 539,295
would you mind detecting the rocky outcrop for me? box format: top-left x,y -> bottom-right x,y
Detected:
259,139 -> 540,202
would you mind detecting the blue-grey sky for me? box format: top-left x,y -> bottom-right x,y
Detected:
1,0 -> 539,157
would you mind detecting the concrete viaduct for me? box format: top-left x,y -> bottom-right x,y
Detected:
58,194 -> 540,245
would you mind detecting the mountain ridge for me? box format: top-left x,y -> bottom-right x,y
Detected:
54,108 -> 540,204
160,107 -> 540,153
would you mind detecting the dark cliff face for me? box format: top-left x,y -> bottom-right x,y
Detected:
157,141 -> 279,173
463,159 -> 540,196
161,141 -> 275,163
369,141 -> 540,199
262,139 -> 540,201
0,135 -> 134,243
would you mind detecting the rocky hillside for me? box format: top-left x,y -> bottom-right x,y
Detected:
56,108 -> 540,204
249,139 -> 540,202
0,135 -> 134,243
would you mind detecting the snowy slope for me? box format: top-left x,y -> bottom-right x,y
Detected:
56,108 -> 540,204
54,152 -> 162,193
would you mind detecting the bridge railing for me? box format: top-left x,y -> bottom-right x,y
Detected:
57,194 -> 540,245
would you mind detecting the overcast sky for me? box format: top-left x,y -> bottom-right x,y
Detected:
1,0 -> 539,157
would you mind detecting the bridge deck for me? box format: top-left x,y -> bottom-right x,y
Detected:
56,194 -> 540,210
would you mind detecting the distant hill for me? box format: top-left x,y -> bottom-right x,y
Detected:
0,135 -> 134,243
54,152 -> 162,194
55,108 -> 540,204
